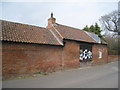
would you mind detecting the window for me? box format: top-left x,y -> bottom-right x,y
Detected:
98,51 -> 102,59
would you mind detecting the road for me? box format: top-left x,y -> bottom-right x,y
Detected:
3,61 -> 119,88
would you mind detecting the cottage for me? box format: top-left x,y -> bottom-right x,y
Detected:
1,13 -> 108,78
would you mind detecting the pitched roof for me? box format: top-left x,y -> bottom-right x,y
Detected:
1,20 -> 107,45
1,20 -> 62,45
54,24 -> 98,43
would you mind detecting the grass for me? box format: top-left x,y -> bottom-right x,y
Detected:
35,72 -> 48,75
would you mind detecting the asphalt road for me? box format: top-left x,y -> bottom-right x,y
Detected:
3,61 -> 119,88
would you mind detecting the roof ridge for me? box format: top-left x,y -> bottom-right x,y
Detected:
1,19 -> 46,29
2,20 -> 62,45
57,23 -> 83,31
49,29 -> 63,45
84,31 -> 98,43
55,23 -> 100,44
57,23 -> 97,35
52,24 -> 63,39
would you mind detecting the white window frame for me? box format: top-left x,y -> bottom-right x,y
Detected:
98,51 -> 102,59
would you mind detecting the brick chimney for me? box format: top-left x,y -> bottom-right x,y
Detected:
47,12 -> 56,28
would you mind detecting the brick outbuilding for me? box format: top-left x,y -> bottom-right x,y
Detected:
1,13 -> 108,78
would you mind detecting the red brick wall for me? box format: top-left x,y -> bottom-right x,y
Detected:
2,41 -> 108,78
2,40 -> 81,78
2,41 -> 63,78
92,44 -> 108,65
108,55 -> 120,61
63,40 -> 80,69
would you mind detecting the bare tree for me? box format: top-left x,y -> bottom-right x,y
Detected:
104,35 -> 119,55
99,10 -> 119,36
118,1 -> 120,35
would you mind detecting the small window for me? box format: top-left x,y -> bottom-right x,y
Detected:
98,51 -> 102,59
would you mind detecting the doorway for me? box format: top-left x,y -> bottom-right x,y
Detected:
80,44 -> 92,67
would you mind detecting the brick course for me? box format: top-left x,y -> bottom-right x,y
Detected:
1,17 -> 108,79
92,44 -> 108,65
108,55 -> 120,62
63,40 -> 80,69
2,41 -> 108,78
2,41 -> 63,78
2,40 -> 81,78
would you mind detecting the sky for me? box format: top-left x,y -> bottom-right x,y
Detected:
0,0 -> 119,29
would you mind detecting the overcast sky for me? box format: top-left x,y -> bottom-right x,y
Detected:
1,0 -> 119,29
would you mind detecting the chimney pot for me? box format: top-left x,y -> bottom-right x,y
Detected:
47,12 -> 56,28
